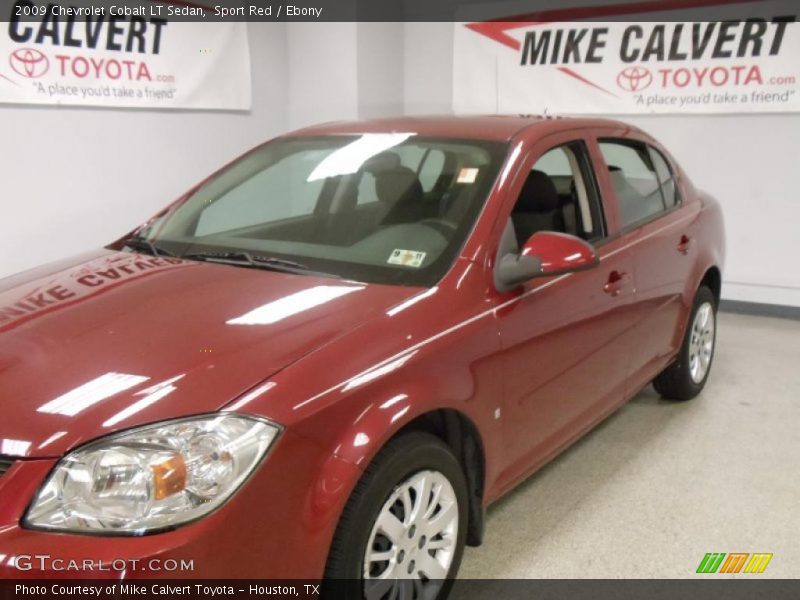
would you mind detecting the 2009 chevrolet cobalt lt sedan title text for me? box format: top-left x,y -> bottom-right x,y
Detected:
0,116 -> 724,596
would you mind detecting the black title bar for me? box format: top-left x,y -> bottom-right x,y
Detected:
3,0 -> 799,23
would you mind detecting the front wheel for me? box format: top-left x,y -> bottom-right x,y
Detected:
323,432 -> 468,600
653,285 -> 717,401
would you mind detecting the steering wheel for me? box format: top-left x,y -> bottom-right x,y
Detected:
419,218 -> 458,237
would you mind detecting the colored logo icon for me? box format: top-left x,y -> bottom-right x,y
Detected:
697,552 -> 773,574
9,48 -> 49,79
616,66 -> 652,92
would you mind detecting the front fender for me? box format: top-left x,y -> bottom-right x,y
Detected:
229,262 -> 505,533
290,319 -> 504,483
237,298 -> 505,500
327,378 -> 484,470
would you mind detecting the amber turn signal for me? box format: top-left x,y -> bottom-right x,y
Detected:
151,454 -> 187,500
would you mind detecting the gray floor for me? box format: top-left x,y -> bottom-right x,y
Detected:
459,312 -> 800,579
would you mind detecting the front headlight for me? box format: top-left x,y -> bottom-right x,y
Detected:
24,414 -> 280,535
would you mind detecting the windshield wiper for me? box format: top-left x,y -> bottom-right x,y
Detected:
182,251 -> 340,278
123,235 -> 175,257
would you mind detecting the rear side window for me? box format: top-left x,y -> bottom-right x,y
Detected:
649,147 -> 679,208
598,140 -> 669,228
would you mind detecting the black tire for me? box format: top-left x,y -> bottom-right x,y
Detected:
653,285 -> 717,401
323,432 -> 468,600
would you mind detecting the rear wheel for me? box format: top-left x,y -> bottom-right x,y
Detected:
324,432 -> 468,600
653,285 -> 717,401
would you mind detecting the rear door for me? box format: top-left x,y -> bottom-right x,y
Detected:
592,131 -> 700,389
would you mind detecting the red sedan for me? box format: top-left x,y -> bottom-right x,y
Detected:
0,116 -> 724,596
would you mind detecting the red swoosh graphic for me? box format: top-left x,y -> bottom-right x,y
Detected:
0,73 -> 19,87
558,67 -> 618,98
466,0 -> 768,51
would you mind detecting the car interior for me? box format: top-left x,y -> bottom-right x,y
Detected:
509,145 -> 598,249
165,139 -> 679,278
173,141 -> 498,273
507,140 -> 677,248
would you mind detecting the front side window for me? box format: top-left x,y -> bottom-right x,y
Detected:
134,135 -> 507,286
510,141 -> 605,247
599,139 -> 667,228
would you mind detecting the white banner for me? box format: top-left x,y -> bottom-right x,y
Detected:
1,6 -> 250,110
454,19 -> 800,114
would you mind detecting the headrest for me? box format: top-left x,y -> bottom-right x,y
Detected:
374,166 -> 422,206
363,152 -> 401,173
516,170 -> 559,214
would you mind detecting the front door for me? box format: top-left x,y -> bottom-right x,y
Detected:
491,134 -> 638,490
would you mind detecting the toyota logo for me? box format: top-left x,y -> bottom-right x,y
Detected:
9,48 -> 49,79
617,66 -> 652,92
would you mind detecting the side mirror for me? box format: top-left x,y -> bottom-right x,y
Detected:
496,231 -> 598,291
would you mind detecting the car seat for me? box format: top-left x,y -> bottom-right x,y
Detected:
511,170 -> 565,245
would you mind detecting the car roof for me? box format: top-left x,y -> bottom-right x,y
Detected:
288,115 -> 637,142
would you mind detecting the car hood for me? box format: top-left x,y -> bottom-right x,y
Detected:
0,250 -> 419,458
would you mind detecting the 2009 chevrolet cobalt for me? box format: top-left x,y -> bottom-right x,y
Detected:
0,116 -> 724,596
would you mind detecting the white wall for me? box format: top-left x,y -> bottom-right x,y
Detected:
285,22 -> 405,128
403,22 -> 800,307
358,23 -> 405,119
404,22 -> 454,114
286,22 -> 359,130
0,22 -> 288,279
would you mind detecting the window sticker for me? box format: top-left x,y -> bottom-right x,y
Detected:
456,167 -> 479,184
388,249 -> 427,268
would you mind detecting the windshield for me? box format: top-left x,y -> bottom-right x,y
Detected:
128,135 -> 507,286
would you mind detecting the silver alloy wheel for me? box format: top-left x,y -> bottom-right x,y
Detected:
688,301 -> 715,384
363,469 -> 459,600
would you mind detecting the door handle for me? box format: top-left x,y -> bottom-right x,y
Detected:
603,270 -> 629,297
678,234 -> 692,255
